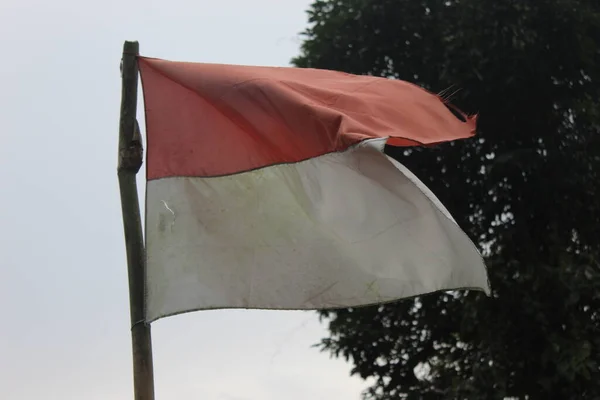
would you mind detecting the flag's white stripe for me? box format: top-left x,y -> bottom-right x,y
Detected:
144,139 -> 488,323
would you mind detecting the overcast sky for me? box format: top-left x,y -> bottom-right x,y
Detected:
0,1 -> 370,399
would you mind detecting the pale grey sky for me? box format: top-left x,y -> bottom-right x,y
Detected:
0,1 -> 370,398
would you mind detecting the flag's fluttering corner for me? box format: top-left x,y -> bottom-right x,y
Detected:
138,56 -> 489,323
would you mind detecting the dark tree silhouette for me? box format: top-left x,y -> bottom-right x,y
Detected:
293,1 -> 600,398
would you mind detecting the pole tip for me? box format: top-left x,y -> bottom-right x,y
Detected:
123,41 -> 140,55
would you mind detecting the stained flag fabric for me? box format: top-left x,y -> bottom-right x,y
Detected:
138,57 -> 489,323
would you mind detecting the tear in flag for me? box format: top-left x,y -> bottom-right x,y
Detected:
138,57 -> 489,323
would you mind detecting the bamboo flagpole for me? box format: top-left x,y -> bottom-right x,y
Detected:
117,40 -> 155,400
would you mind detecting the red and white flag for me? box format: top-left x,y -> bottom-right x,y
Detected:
138,57 -> 489,323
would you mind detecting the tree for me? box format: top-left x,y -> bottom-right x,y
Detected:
293,1 -> 600,398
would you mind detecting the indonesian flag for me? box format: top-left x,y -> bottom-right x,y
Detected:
138,57 -> 489,323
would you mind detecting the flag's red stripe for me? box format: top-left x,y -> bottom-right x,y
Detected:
139,57 -> 476,180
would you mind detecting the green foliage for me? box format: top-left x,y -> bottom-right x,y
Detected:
293,0 -> 600,398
